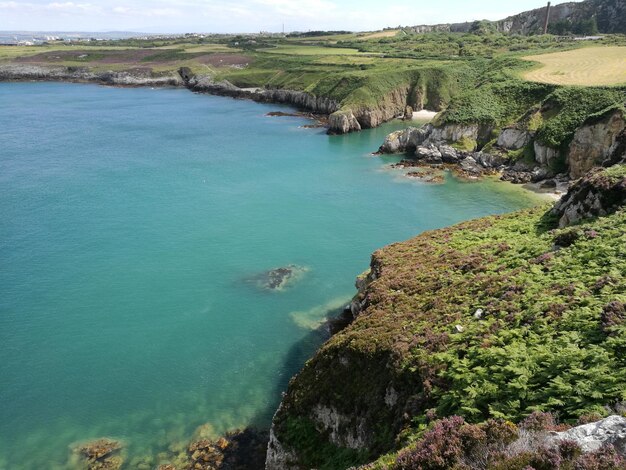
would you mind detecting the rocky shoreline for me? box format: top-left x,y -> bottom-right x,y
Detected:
0,64 -> 430,135
377,109 -> 626,192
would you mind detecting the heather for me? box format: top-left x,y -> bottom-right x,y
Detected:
273,167 -> 626,469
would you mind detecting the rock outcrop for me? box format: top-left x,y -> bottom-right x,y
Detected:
0,64 -> 182,87
264,192 -> 626,469
497,127 -> 532,150
378,125 -> 432,153
182,69 -> 418,135
328,110 -> 361,134
534,141 -> 560,166
552,165 -> 626,227
182,70 -> 341,117
410,0 -> 626,35
549,415 -> 626,456
567,109 -> 626,179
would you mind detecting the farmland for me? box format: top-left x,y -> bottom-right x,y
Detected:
523,46 -> 626,86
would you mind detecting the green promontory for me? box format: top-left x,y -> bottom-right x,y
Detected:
268,165 -> 626,469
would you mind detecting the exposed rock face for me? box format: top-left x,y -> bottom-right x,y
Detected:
183,69 -> 417,135
552,165 -> 626,227
328,110 -> 361,134
311,405 -> 369,449
184,71 -> 341,117
497,127 -> 532,150
265,408 -> 300,470
534,141 -> 560,166
415,143 -> 443,163
410,0 -> 626,35
567,109 -> 626,179
351,86 -> 413,131
549,415 -> 626,456
378,125 -> 432,153
0,64 -> 182,87
428,123 -> 480,146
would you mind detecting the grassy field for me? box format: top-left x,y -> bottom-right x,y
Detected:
258,45 -> 364,55
1,33 -> 624,142
522,46 -> 626,86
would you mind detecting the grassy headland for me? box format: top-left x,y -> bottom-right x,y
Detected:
271,165 -> 626,469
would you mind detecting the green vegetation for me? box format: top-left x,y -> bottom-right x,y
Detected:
274,166 -> 626,468
535,87 -> 625,147
2,33 -> 624,134
550,17 -> 599,36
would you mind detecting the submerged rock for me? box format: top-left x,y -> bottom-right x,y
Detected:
70,438 -> 124,470
406,169 -> 445,184
246,265 -> 309,291
187,428 -> 269,470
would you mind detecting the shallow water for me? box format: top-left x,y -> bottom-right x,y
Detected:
0,82 -> 542,468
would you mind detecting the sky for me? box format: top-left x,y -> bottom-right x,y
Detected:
0,0 -> 578,34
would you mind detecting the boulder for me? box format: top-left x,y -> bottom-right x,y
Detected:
549,415 -> 626,456
439,145 -> 460,163
71,438 -> 124,470
378,125 -> 432,154
328,110 -> 361,134
403,105 -> 413,120
415,144 -> 442,163
474,151 -> 505,169
497,127 -> 532,150
458,156 -> 484,177
530,166 -> 555,183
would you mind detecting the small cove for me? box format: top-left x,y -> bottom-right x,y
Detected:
0,82 -> 544,468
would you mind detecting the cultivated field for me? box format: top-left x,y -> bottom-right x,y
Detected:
522,46 -> 626,86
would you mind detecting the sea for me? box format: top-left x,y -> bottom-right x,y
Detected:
0,82 -> 543,468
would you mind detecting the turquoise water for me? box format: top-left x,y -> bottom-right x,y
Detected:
0,82 -> 542,468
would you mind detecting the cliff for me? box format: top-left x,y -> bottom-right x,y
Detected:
266,164 -> 626,469
379,109 -> 626,185
409,0 -> 626,35
0,64 -> 182,87
180,66 -> 462,135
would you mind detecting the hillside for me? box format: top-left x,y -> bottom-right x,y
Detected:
266,164 -> 626,469
409,0 -> 626,35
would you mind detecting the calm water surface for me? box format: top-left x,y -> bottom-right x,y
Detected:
0,82 -> 542,468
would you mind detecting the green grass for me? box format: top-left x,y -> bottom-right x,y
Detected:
258,45 -> 363,55
2,33 -> 625,146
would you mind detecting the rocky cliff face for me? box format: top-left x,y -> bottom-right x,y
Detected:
567,109 -> 626,179
265,166 -> 626,469
182,69 -> 418,135
183,71 -> 341,116
410,0 -> 626,35
552,164 -> 626,227
0,64 -> 182,87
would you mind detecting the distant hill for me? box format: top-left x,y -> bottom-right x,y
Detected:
409,0 -> 625,35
